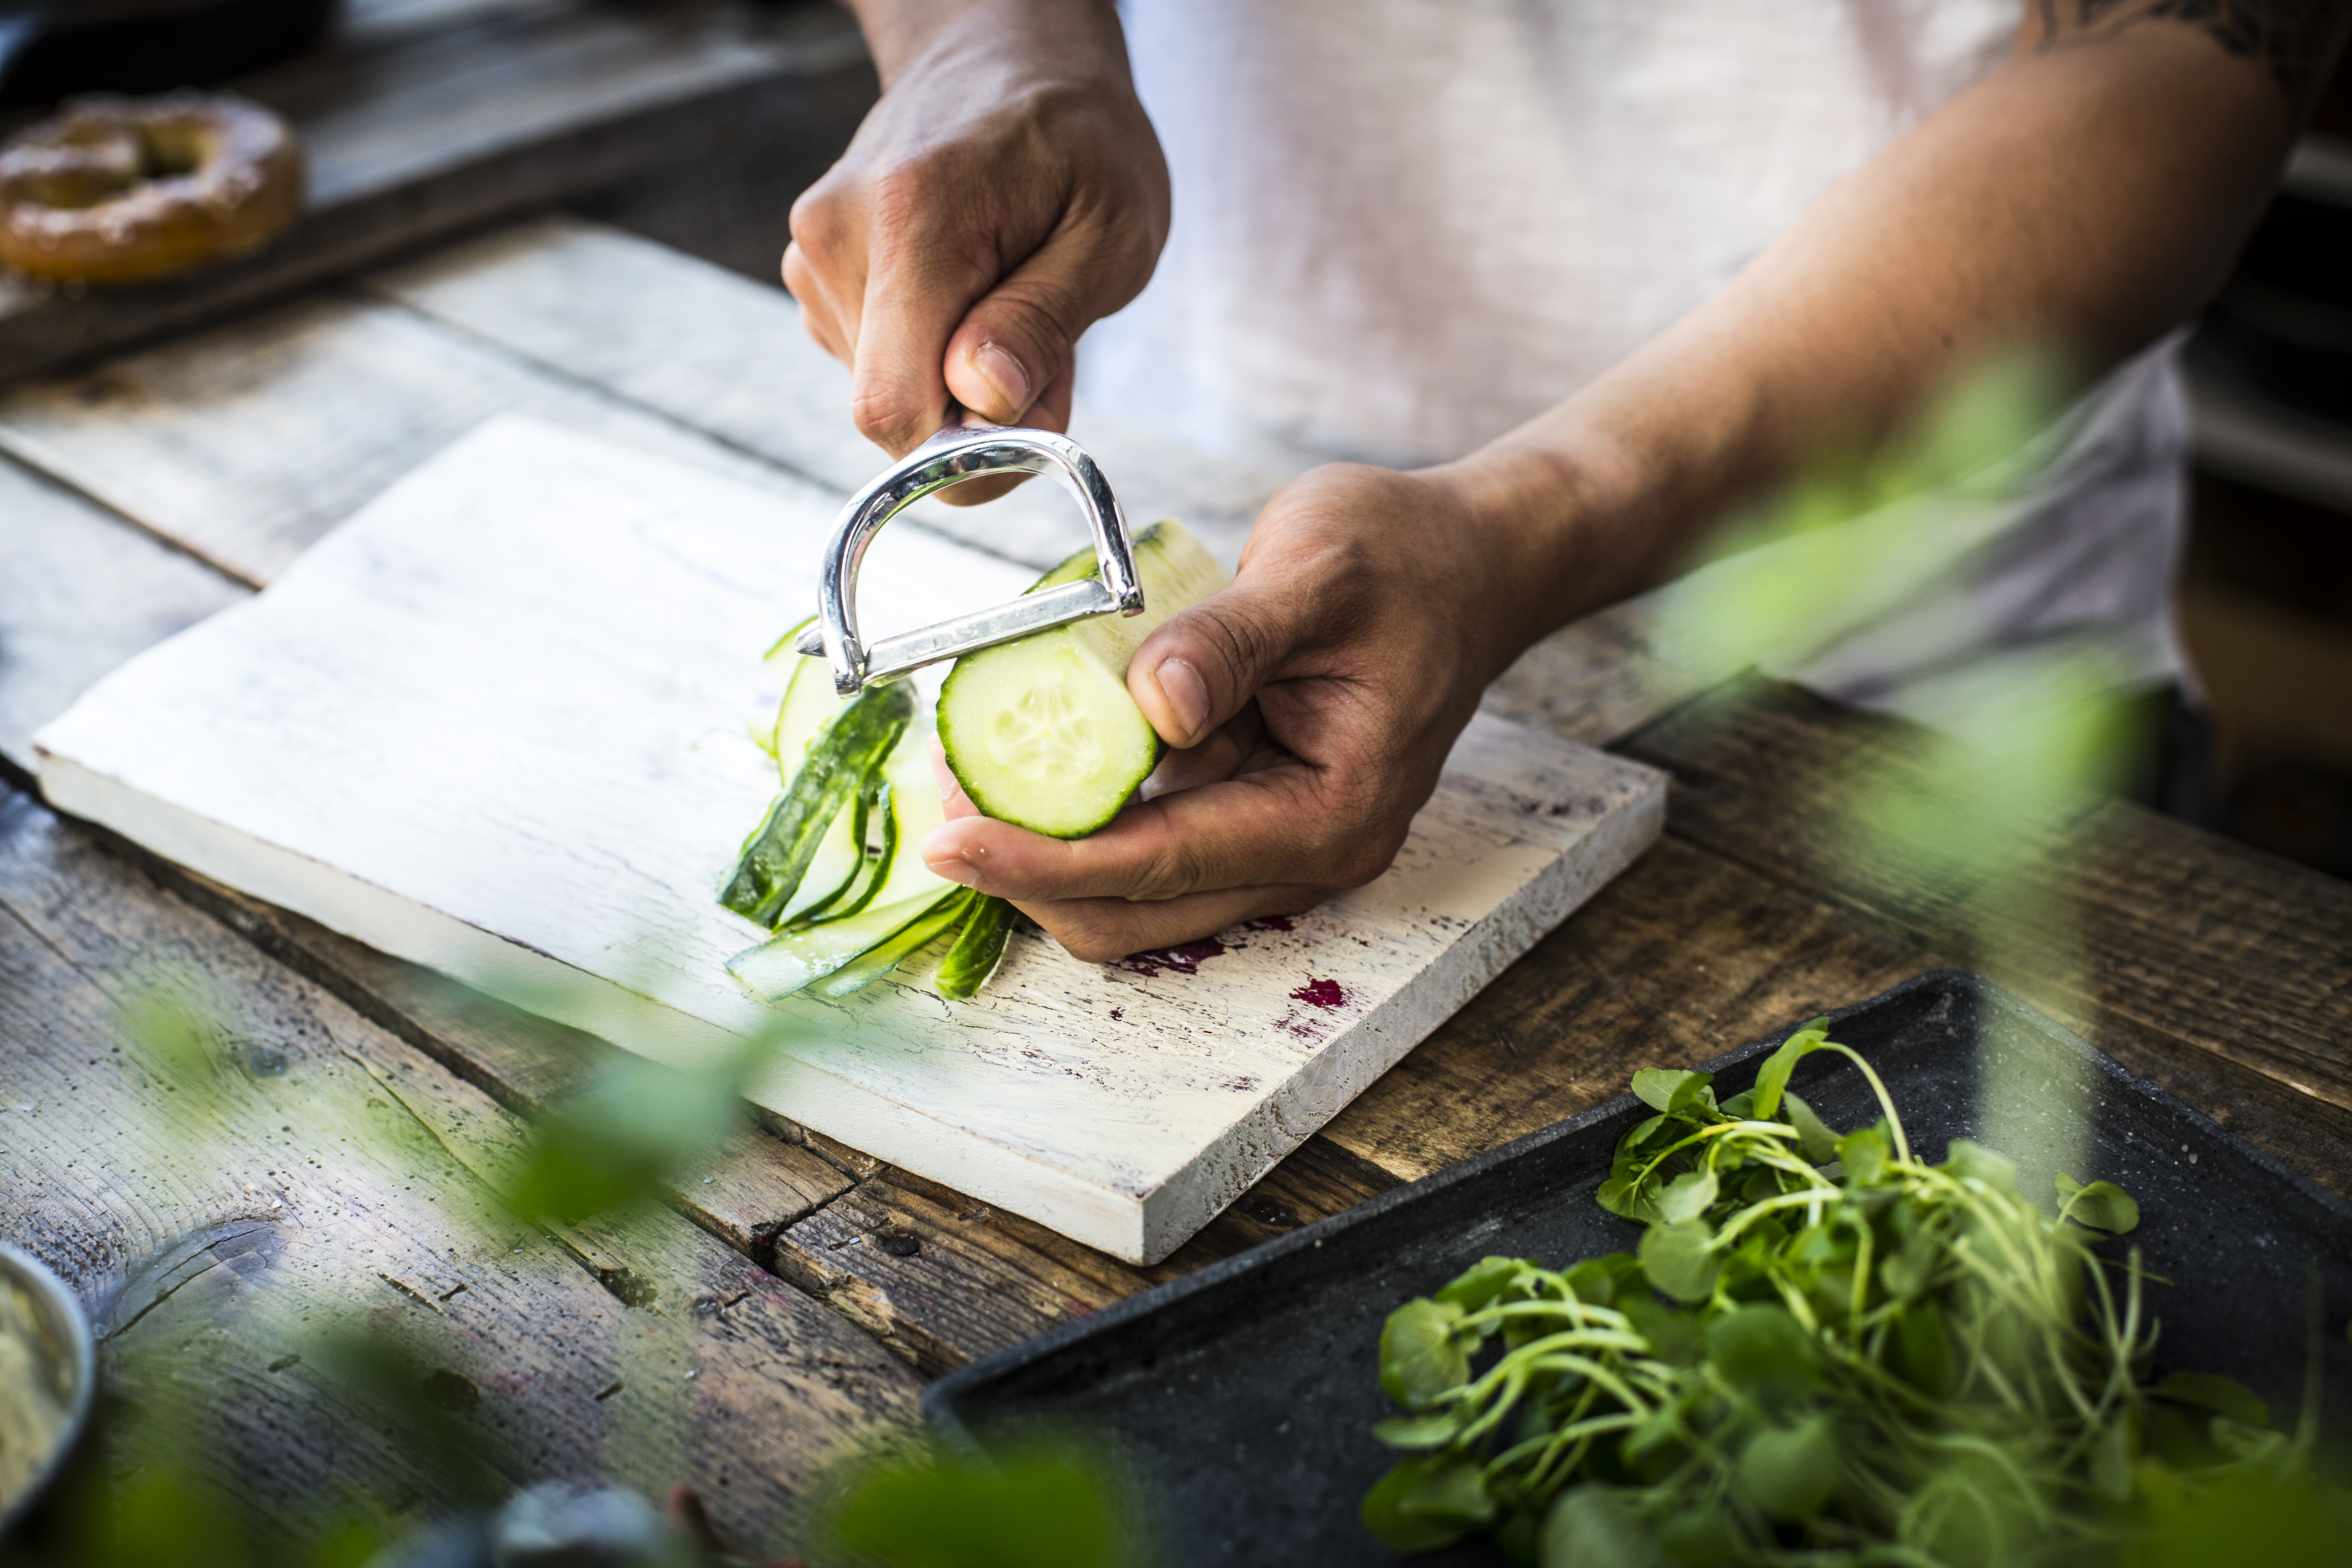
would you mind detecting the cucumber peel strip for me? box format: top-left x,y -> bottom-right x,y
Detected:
720,681 -> 911,926
776,774 -> 871,927
810,889 -> 976,1001
935,896 -> 1014,1000
792,777 -> 898,930
727,886 -> 966,1001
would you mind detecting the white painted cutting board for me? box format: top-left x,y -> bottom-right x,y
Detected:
35,417 -> 1664,1262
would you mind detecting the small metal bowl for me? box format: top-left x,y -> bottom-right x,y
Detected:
0,1240 -> 95,1539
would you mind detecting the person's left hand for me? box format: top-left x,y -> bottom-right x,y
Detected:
915,458 -> 1568,962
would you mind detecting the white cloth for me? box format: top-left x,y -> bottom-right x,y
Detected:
1080,0 -> 2191,717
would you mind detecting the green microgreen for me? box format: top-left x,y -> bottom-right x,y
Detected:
1364,1024 -> 2336,1565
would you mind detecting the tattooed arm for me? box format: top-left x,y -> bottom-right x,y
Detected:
2029,1 -> 2351,111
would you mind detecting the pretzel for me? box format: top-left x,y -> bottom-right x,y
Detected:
0,92 -> 303,286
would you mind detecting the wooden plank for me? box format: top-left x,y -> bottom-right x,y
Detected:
1957,801 -> 2352,1122
770,1140 -> 1398,1375
177,871 -> 860,1259
0,783 -> 917,1548
1621,677 -> 2352,1185
368,216 -> 1289,570
0,456 -> 244,774
1321,832 -> 1951,1183
1618,676 -> 2089,930
32,416 -> 1664,1263
0,1 -> 872,382
0,292 -> 798,585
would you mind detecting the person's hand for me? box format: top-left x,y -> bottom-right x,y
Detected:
782,0 -> 1168,499
917,461 -> 1569,961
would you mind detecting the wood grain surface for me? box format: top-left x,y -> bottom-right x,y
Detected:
0,785 -> 915,1553
0,0 -> 872,383
2,213 -> 2345,1546
0,294 -> 787,585
0,458 -> 243,773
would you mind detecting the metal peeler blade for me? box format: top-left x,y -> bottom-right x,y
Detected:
802,412 -> 1144,695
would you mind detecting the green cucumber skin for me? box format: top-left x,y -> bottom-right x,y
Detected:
937,519 -> 1227,840
781,774 -> 896,931
809,779 -> 897,928
726,886 -> 960,1001
934,896 -> 1014,1000
720,682 -> 911,927
813,889 -> 974,1000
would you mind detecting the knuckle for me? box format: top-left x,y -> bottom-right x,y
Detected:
1132,813 -> 1202,901
1305,781 -> 1412,889
848,381 -> 923,454
787,183 -> 852,263
975,277 -> 1084,360
867,157 -> 948,231
1046,908 -> 1134,965
1186,600 -> 1278,692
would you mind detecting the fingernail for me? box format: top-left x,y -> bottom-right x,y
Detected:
929,741 -> 957,802
1150,657 -> 1210,745
923,848 -> 981,889
970,341 -> 1032,420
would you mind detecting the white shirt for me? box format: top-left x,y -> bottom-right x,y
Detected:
1080,0 -> 2190,719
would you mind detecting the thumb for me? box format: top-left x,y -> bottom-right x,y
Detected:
941,226 -> 1125,425
1128,579 -> 1305,751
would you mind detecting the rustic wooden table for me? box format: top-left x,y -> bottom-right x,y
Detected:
1,218 -> 2346,1555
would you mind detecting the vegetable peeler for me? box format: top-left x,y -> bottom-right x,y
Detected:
798,412 -> 1144,696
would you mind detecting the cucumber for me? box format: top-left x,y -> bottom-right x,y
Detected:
937,519 -> 1229,838
774,777 -> 869,926
727,886 -> 965,1001
810,889 -> 975,1000
720,681 -> 911,926
935,896 -> 1014,1000
859,723 -> 954,911
767,618 -> 846,774
821,776 -> 898,924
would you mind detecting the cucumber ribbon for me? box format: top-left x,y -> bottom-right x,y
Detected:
720,620 -> 1012,1002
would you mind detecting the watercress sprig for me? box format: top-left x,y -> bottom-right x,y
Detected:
1363,1022 -> 2319,1565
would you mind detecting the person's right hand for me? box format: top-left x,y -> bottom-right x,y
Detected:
782,0 -> 1169,492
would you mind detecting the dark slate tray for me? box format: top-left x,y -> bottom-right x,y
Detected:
925,971 -> 2352,1566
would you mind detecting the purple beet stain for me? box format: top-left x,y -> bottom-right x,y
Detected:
1108,1007 -> 1124,1021
1291,978 -> 1346,1009
1245,916 -> 1295,933
1116,936 -> 1229,979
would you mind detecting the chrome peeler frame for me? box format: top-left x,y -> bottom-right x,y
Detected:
799,416 -> 1144,695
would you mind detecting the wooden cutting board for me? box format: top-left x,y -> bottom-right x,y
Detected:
35,417 -> 1664,1262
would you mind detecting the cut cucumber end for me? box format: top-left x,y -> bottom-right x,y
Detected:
938,519 -> 1228,840
940,640 -> 1161,837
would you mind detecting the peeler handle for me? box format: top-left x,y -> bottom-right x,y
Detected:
805,413 -> 1143,695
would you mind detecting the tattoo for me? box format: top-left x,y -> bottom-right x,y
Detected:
2033,0 -> 2352,107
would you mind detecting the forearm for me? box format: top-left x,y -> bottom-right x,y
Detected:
843,0 -> 1132,90
1444,21 -> 2315,656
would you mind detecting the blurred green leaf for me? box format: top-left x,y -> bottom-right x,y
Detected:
1640,1220 -> 1719,1306
2055,1172 -> 2141,1235
1738,1415 -> 1841,1521
1380,1298 -> 1470,1406
501,1047 -> 757,1223
100,1470 -> 250,1568
1540,1485 -> 1660,1568
827,1443 -> 1134,1568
